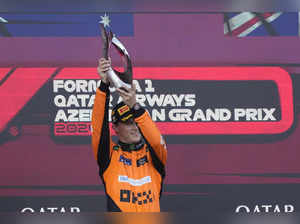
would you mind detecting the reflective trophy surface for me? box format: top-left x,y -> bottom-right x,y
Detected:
100,23 -> 132,89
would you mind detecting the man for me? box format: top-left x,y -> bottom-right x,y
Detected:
91,58 -> 167,212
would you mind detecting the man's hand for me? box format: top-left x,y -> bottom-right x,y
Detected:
116,84 -> 137,108
97,58 -> 111,84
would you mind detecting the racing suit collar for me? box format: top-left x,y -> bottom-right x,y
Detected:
118,139 -> 145,152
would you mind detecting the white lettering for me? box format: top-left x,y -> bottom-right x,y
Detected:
162,95 -> 176,107
220,109 -> 231,121
76,94 -> 90,107
263,108 -> 276,121
246,108 -> 257,121
169,109 -> 192,121
145,80 -> 155,92
88,95 -> 95,107
68,109 -> 79,122
76,80 -> 88,92
21,208 -> 35,213
133,80 -> 142,92
67,95 -> 80,107
261,205 -> 272,213
253,205 -> 260,213
47,207 -> 58,213
55,110 -> 68,122
53,80 -> 64,92
60,207 -> 66,213
53,80 -> 100,93
185,94 -> 196,107
64,80 -> 76,93
54,95 -> 66,107
274,205 -> 281,213
152,109 -> 165,121
79,109 -> 91,122
234,108 -> 277,121
235,204 -> 294,213
40,207 -> 46,213
234,108 -> 245,121
235,205 -> 250,213
20,207 -> 81,213
146,94 -> 164,107
70,207 -> 81,213
55,109 -> 93,122
206,109 -> 219,121
172,94 -> 185,107
285,205 -> 294,213
193,109 -> 206,121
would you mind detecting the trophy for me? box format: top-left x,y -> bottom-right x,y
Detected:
100,23 -> 132,89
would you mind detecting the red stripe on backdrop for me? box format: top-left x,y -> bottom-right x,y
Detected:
55,67 -> 98,79
156,122 -> 292,135
0,68 -> 12,82
0,68 -> 56,133
54,66 -> 290,80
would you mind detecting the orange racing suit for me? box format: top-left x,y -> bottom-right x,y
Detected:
91,82 -> 167,212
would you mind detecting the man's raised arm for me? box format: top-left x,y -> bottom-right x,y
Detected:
91,58 -> 113,175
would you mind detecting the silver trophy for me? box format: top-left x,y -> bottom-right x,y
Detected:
100,23 -> 132,89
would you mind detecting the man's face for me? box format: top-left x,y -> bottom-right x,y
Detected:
113,119 -> 142,144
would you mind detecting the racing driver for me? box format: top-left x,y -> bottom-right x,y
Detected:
91,58 -> 167,212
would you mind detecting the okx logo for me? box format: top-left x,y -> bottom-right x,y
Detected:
120,189 -> 153,205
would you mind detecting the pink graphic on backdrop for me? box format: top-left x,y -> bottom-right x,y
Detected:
0,68 -> 11,82
0,68 -> 56,133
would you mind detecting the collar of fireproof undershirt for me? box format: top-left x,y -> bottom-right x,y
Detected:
118,139 -> 145,152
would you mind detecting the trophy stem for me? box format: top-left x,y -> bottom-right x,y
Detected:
107,69 -> 131,89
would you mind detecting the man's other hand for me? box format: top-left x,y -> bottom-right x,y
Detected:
116,84 -> 137,108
